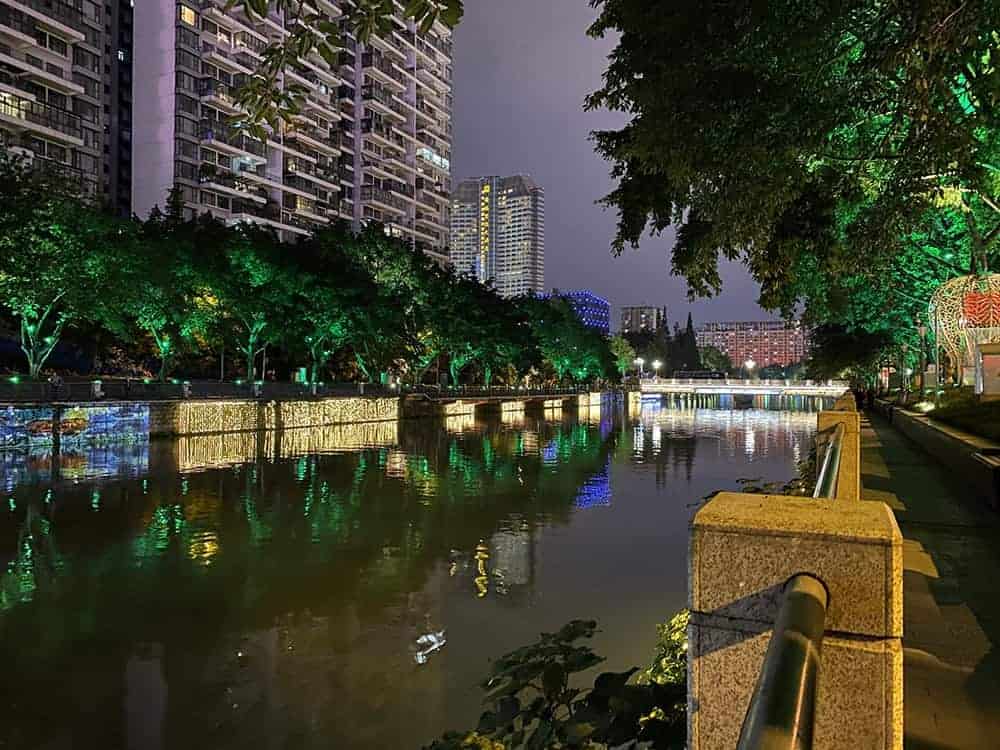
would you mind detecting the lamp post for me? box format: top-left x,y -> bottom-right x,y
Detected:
744,358 -> 756,381
917,321 -> 928,395
635,357 -> 645,378
652,359 -> 662,380
900,342 -> 909,401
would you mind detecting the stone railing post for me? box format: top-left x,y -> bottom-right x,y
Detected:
817,395 -> 862,501
687,492 -> 903,749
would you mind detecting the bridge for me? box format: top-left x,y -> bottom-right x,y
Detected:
641,377 -> 847,397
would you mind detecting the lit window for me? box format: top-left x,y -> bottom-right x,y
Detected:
179,5 -> 197,26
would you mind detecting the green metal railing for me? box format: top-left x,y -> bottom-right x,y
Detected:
737,574 -> 829,750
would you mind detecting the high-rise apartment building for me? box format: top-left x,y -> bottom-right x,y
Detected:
450,174 -> 544,297
132,1 -> 452,260
105,0 -> 132,215
695,320 -> 810,368
0,0 -> 110,198
620,306 -> 666,334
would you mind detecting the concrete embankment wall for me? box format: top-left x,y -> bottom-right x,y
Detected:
875,401 -> 1000,510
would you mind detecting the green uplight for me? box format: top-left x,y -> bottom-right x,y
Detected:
8,376 -> 19,384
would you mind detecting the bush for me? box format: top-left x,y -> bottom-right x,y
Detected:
424,614 -> 689,750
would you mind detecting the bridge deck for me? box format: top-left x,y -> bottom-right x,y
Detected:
640,378 -> 846,397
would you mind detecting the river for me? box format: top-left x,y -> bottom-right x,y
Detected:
0,395 -> 828,749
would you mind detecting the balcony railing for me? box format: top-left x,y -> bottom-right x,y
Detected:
0,91 -> 82,139
19,0 -> 87,28
0,9 -> 35,37
361,185 -> 406,211
199,119 -> 266,156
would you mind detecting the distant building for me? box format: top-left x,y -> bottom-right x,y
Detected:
550,289 -> 610,336
620,306 -> 667,334
695,321 -> 809,368
450,174 -> 545,297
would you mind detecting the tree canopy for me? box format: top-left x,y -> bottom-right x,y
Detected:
588,0 -> 1000,309
0,158 -> 613,387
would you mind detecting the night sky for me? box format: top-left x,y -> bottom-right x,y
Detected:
451,0 -> 780,330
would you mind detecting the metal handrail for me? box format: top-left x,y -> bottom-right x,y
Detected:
737,574 -> 829,750
812,422 -> 845,499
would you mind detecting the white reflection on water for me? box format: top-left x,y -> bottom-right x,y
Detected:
635,406 -> 818,464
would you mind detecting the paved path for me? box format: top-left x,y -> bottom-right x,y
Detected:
862,414 -> 1000,749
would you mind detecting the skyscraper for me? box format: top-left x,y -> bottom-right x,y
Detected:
450,174 -> 545,297
0,0 -> 112,198
132,1 -> 452,259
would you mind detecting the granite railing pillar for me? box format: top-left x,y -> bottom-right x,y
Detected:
687,492 -> 903,749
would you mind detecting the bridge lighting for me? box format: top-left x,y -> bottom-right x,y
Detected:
634,357 -> 645,376
652,360 -> 662,373
745,359 -> 756,371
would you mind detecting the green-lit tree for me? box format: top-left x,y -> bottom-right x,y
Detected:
198,220 -> 294,381
609,335 -> 636,377
124,208 -> 215,381
0,156 -> 127,379
587,0 -> 1000,310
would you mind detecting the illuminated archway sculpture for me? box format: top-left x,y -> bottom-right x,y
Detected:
929,274 -> 1000,371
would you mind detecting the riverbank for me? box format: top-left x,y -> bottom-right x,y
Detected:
0,391 -> 635,451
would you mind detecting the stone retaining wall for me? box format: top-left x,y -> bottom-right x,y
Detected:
878,403 -> 1000,510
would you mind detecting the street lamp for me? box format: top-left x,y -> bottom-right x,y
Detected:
900,342 -> 910,400
634,357 -> 645,377
744,359 -> 756,380
652,360 -> 662,380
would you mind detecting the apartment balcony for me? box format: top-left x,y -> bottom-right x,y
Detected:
234,31 -> 267,57
201,41 -> 254,75
200,119 -> 266,159
361,156 -> 396,181
415,145 -> 449,174
0,50 -> 80,97
198,164 -> 269,203
0,9 -> 37,46
361,185 -> 407,214
0,89 -> 82,143
8,0 -> 86,40
362,51 -> 405,90
361,118 -> 396,149
386,180 -> 414,200
284,125 -> 339,156
198,77 -> 245,114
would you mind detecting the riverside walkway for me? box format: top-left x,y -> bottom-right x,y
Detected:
862,415 -> 1000,749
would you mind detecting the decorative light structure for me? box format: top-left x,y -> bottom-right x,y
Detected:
929,274 -> 1000,378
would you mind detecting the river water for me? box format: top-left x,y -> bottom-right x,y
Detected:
0,396 -> 828,749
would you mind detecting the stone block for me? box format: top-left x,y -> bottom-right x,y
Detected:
688,615 -> 902,750
690,493 -> 902,638
818,409 -> 861,501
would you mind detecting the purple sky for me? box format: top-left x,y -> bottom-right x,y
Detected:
451,0 -> 779,330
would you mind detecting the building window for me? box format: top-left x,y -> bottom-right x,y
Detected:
178,5 -> 197,26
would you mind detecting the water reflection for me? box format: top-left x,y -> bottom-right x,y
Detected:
0,400 -> 819,749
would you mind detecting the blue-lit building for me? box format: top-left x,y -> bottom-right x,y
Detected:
548,289 -> 612,336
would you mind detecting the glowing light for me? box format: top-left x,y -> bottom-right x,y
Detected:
931,274 -> 1000,370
